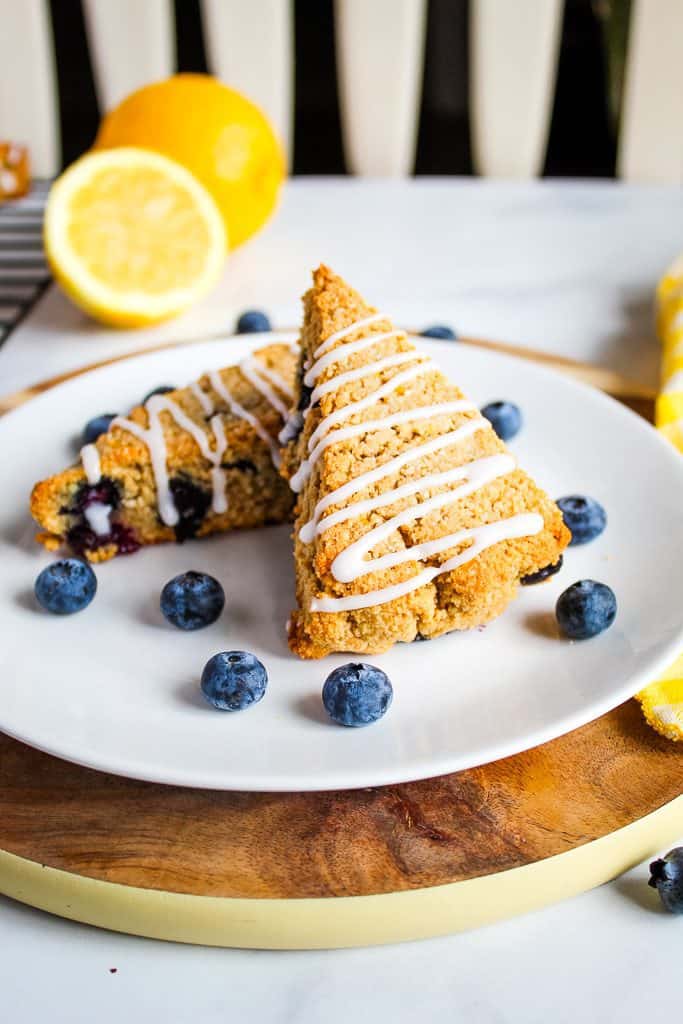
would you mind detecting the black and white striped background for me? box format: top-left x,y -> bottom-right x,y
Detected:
1,0 -> 618,348
0,182 -> 50,349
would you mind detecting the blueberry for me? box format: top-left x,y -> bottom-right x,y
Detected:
142,385 -> 175,405
200,651 -> 268,711
480,401 -> 523,441
34,558 -> 97,615
556,495 -> 607,546
221,458 -> 258,474
68,477 -> 120,515
160,571 -> 225,630
322,663 -> 393,727
555,580 -> 616,640
67,521 -> 140,559
169,477 -> 212,541
82,414 -> 116,445
521,555 -> 564,586
649,848 -> 683,913
236,310 -> 271,334
421,325 -> 457,340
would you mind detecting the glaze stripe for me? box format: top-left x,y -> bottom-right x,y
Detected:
292,312 -> 542,612
311,514 -> 544,612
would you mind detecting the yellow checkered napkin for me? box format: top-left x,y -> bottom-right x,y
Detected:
639,656 -> 683,741
635,260 -> 683,739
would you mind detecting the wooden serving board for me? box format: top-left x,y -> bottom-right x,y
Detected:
0,341 -> 678,948
0,702 -> 681,948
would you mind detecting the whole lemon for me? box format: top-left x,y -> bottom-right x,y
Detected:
95,74 -> 284,248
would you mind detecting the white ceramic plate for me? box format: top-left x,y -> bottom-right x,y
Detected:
2,335 -> 683,791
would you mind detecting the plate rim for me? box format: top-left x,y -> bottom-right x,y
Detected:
2,332 -> 682,791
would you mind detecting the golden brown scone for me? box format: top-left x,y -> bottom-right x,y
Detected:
31,342 -> 297,562
281,266 -> 571,658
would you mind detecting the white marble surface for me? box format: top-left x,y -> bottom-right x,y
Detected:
3,177 -> 683,394
0,848 -> 681,1024
1,179 -> 682,1022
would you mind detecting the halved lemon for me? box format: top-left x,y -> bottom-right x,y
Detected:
94,74 -> 285,249
44,147 -> 227,327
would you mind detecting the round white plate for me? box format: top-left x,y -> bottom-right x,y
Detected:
2,335 -> 683,791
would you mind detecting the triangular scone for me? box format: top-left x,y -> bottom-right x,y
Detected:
31,342 -> 297,562
281,266 -> 571,658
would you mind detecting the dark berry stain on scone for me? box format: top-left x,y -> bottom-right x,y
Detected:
61,477 -> 140,557
169,476 -> 212,541
64,477 -> 121,516
221,458 -> 258,474
66,521 -> 140,558
295,356 -> 313,413
298,384 -> 313,412
30,342 -> 297,563
521,555 -> 564,585
280,265 -> 570,657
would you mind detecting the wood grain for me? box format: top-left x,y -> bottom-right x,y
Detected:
0,332 -> 670,912
0,702 -> 679,900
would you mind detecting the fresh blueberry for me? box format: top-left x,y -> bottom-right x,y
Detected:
322,663 -> 393,727
200,651 -> 268,711
521,555 -> 564,586
82,414 -> 116,445
236,310 -> 271,334
649,848 -> 683,913
555,580 -> 616,640
34,558 -> 97,615
480,401 -> 523,441
556,495 -> 607,546
160,571 -> 225,630
421,325 -> 457,340
142,385 -> 175,405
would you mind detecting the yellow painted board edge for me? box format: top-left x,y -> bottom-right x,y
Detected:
1,795 -> 682,949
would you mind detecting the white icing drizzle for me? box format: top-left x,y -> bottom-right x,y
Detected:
84,503 -> 113,536
310,453 -> 515,543
310,514 -> 544,612
331,455 -> 519,583
304,330 -> 403,388
292,312 -> 545,613
293,400 -> 477,494
79,349 -> 293,528
208,370 -> 282,468
307,362 -> 432,450
240,354 -> 294,397
278,410 -> 304,446
299,420 -> 487,543
80,444 -> 101,485
312,312 -> 388,360
249,359 -> 294,400
189,380 -> 215,416
290,362 -> 435,492
208,415 -> 229,514
112,395 -> 230,525
240,356 -> 291,418
112,405 -> 178,526
285,338 -> 394,445
309,351 -> 425,405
